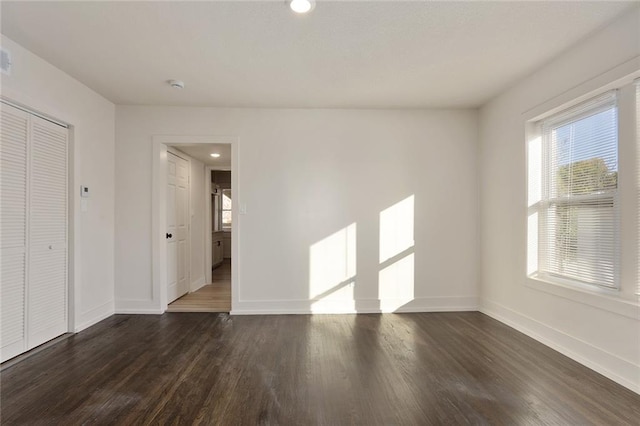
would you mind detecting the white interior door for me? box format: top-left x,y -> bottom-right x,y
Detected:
167,151 -> 189,303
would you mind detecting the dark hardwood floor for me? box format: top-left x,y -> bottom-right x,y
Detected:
1,312 -> 638,425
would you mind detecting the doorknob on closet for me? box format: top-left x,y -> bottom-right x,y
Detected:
166,233 -> 172,239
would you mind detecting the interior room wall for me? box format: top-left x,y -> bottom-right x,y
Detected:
478,8 -> 640,392
1,35 -> 116,331
115,107 -> 479,314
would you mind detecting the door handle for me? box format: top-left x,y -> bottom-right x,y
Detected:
166,233 -> 173,239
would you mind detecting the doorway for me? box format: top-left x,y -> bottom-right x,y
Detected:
206,170 -> 232,310
151,136 -> 238,314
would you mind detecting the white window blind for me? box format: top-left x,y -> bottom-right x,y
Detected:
222,189 -> 232,229
537,90 -> 619,289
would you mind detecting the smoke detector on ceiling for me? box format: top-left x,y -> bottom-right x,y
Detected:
168,79 -> 185,89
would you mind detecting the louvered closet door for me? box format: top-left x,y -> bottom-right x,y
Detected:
0,104 -> 29,361
27,115 -> 68,349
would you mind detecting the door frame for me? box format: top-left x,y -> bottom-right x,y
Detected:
151,135 -> 238,313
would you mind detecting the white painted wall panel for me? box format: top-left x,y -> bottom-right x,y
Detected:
115,107 -> 479,314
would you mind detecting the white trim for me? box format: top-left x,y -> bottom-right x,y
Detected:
152,135 -> 239,314
231,296 -> 478,315
205,166 -> 213,285
190,276 -> 206,293
166,146 -> 191,162
480,298 -> 640,394
526,277 -> 639,319
113,299 -> 161,314
522,56 -> 640,121
67,126 -> 77,336
0,99 -> 68,128
114,308 -> 164,315
74,300 -> 115,332
0,340 -> 26,363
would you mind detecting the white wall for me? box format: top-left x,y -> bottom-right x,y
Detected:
0,35 -> 115,331
478,9 -> 640,392
115,107 -> 479,314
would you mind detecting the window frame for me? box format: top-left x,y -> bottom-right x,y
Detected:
534,92 -> 620,290
524,70 -> 640,314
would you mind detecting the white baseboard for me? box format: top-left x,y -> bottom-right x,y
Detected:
231,296 -> 478,315
115,308 -> 164,315
190,276 -> 206,293
75,300 -> 115,332
480,298 -> 640,394
115,299 -> 163,315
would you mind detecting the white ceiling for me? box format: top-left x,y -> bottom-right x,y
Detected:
173,144 -> 231,167
1,1 -> 635,108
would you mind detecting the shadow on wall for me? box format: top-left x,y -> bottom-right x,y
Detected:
309,195 -> 415,313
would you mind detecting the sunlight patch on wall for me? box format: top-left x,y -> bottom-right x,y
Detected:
379,195 -> 414,263
379,253 -> 414,312
379,195 -> 415,312
309,223 -> 357,313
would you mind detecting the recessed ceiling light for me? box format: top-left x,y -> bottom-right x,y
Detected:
210,153 -> 221,158
288,0 -> 315,14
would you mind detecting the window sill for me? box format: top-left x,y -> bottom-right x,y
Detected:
525,275 -> 639,320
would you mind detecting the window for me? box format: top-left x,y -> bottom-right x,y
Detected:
222,189 -> 232,229
529,91 -> 619,289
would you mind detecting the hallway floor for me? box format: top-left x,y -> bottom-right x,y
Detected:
166,259 -> 231,312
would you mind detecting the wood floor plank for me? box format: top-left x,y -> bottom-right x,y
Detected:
1,312 -> 638,425
167,260 -> 231,313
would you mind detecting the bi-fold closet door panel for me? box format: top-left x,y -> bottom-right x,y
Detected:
28,115 -> 68,348
0,102 -> 68,362
0,104 -> 29,361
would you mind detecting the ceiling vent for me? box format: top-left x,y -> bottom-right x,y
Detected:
1,48 -> 12,75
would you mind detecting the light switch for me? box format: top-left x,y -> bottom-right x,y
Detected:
240,202 -> 247,215
81,198 -> 88,212
80,185 -> 90,198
